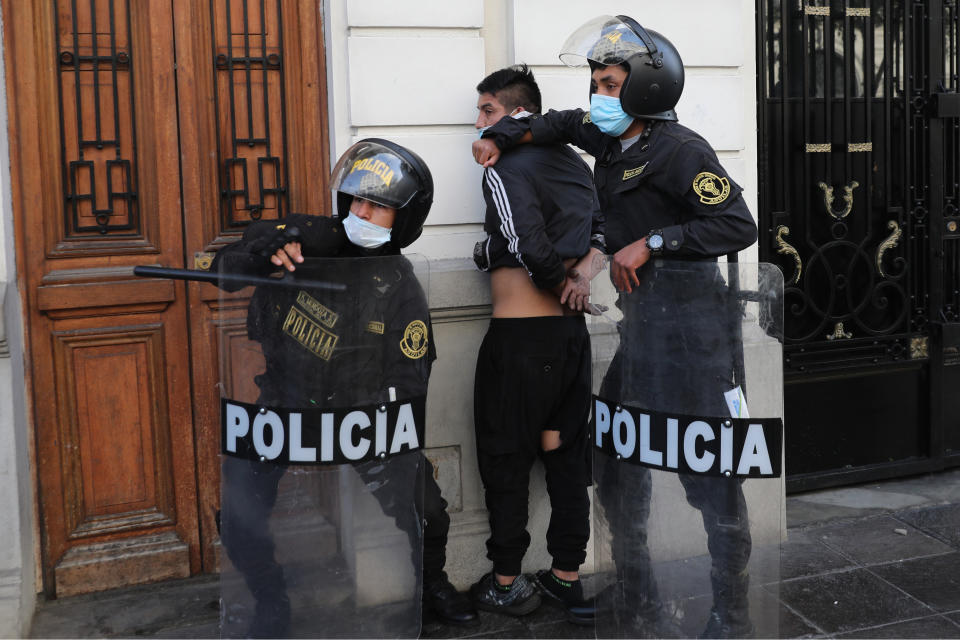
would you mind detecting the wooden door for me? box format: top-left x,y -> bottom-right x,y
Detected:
173,0 -> 330,573
2,0 -> 329,595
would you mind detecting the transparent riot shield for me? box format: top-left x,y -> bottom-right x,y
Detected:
588,259 -> 784,639
218,255 -> 431,639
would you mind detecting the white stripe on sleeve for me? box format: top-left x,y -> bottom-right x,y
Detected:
485,168 -> 529,272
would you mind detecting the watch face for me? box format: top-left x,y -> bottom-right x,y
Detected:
648,234 -> 664,250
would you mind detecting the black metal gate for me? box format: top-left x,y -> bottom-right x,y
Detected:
757,0 -> 960,491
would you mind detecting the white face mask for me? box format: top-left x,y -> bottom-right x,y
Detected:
343,212 -> 392,249
477,109 -> 534,138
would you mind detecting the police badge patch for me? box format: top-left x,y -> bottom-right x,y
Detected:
400,320 -> 428,359
692,172 -> 731,205
582,112 -> 592,124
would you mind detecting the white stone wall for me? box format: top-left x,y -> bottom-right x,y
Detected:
326,0 -> 489,260
326,0 -> 766,588
0,5 -> 37,635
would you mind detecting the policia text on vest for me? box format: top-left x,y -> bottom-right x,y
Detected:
221,396 -> 426,465
593,396 -> 783,478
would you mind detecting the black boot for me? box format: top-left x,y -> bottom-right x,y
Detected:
593,580 -> 682,639
423,577 -> 478,626
699,570 -> 754,639
247,592 -> 291,639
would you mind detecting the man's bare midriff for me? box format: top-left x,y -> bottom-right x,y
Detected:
490,259 -> 578,318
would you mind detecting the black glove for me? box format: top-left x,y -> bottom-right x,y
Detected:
246,224 -> 302,257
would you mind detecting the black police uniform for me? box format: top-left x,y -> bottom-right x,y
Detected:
212,214 -> 450,636
483,111 -> 759,623
473,143 -> 599,578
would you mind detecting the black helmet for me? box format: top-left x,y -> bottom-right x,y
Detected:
329,138 -> 433,248
560,15 -> 684,122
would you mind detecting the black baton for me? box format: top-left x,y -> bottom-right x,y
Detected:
133,265 -> 347,292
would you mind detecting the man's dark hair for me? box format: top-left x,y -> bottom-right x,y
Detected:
476,64 -> 542,114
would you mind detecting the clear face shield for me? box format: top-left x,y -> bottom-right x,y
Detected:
558,15 -> 650,68
329,141 -> 420,214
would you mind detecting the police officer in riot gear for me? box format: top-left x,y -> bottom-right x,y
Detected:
473,16 -> 759,639
213,139 -> 477,636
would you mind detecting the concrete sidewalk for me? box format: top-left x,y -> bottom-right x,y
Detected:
27,470 -> 960,639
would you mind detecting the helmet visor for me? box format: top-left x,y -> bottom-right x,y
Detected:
330,141 -> 419,210
559,15 -> 649,67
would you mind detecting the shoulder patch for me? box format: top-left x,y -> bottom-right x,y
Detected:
400,320 -> 429,359
622,162 -> 649,181
582,112 -> 592,124
692,172 -> 731,205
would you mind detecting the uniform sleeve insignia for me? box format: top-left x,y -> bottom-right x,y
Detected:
366,320 -> 385,335
400,320 -> 429,359
622,162 -> 649,180
692,172 -> 732,205
582,112 -> 592,124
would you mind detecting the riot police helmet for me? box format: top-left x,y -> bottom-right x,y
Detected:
330,138 -> 433,248
559,15 -> 684,121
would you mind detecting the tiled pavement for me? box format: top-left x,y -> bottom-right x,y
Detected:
28,470 -> 960,638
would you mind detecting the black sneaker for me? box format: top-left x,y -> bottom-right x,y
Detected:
534,569 -> 594,626
469,572 -> 542,616
422,578 -> 479,626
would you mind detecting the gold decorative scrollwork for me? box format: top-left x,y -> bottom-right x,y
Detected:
775,225 -> 802,285
910,337 -> 928,359
875,220 -> 902,278
805,143 -> 832,153
818,180 -> 860,219
804,6 -> 830,15
846,7 -> 870,16
847,142 -> 873,153
826,322 -> 853,340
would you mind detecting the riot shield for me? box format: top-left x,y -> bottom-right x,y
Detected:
588,259 -> 784,639
217,255 -> 431,639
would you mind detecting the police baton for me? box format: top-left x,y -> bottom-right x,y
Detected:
132,265 -> 347,292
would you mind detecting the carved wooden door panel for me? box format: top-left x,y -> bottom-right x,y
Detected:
3,0 -> 329,594
5,0 -> 199,595
173,0 -> 330,573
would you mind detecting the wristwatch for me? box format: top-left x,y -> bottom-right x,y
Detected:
645,230 -> 664,254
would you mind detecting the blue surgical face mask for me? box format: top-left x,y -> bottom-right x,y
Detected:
590,94 -> 634,137
343,212 -> 392,249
